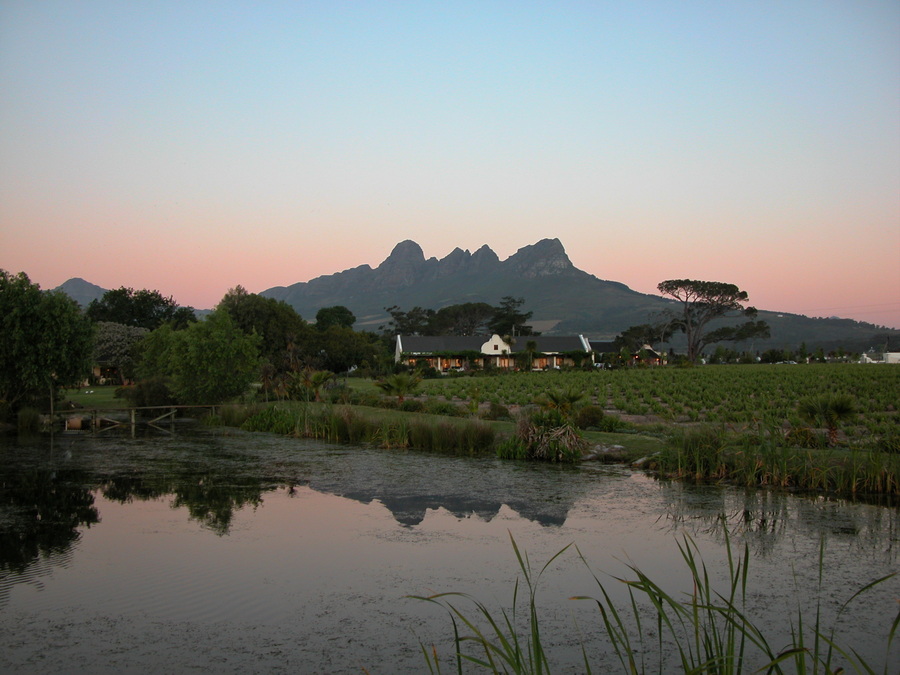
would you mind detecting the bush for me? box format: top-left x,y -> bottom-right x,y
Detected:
503,408 -> 587,463
214,404 -> 261,428
423,400 -> 467,417
575,404 -> 605,429
480,401 -> 512,421
119,377 -> 176,408
399,399 -> 426,413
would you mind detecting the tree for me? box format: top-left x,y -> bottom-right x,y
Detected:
522,340 -> 539,370
306,325 -> 387,373
430,302 -> 495,336
380,305 -> 436,335
87,287 -> 195,330
315,306 -> 356,330
614,322 -> 677,352
136,312 -> 261,405
0,271 -> 95,413
488,297 -> 536,336
217,286 -> 308,373
657,280 -> 770,363
93,322 -> 148,384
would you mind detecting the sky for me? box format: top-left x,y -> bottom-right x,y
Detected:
1,0 -> 898,328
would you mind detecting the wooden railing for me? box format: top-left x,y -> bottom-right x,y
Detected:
57,405 -> 219,436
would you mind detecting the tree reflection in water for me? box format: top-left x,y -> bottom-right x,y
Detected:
0,468 -> 99,573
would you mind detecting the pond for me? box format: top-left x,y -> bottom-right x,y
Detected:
1,424 -> 897,674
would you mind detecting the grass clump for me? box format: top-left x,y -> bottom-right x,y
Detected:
240,405 -> 299,435
655,424 -> 900,497
497,409 -> 587,463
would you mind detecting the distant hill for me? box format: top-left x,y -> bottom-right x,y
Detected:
53,278 -> 107,307
261,238 -> 898,352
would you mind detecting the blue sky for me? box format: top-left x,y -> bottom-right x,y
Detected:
1,1 -> 898,327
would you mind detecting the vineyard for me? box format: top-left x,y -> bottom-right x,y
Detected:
417,364 -> 899,444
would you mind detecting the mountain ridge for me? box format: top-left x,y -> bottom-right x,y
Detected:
51,239 -> 898,351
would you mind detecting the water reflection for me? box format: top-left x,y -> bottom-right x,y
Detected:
2,430 -> 898,575
657,480 -> 898,564
1,428 -> 897,673
100,473 -> 264,535
0,467 -> 99,574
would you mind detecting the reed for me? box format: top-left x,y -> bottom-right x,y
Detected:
237,403 -> 497,456
414,530 -> 899,674
657,425 -> 900,497
16,406 -> 41,433
412,535 -> 571,674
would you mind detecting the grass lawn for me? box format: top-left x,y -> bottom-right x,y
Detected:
62,385 -> 128,410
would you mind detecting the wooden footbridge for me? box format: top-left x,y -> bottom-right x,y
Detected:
58,405 -> 220,436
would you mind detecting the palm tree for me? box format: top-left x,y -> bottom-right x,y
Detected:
797,394 -> 856,446
302,368 -> 334,402
533,388 -> 586,420
375,372 -> 422,404
524,340 -> 538,370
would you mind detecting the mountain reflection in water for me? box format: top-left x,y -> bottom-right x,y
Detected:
0,426 -> 897,674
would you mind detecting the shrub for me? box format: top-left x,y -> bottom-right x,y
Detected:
480,401 -> 512,421
575,404 -> 605,429
399,399 -> 425,413
505,408 -> 587,463
423,400 -> 467,417
119,377 -> 176,408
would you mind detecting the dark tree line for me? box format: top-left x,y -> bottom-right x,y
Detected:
380,296 -> 538,337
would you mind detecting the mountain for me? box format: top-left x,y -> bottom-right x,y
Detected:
51,239 -> 898,351
260,239 -> 898,351
261,238 -> 668,336
53,278 -> 107,307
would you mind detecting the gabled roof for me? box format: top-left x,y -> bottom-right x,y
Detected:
589,340 -> 617,353
397,335 -> 486,353
508,336 -> 589,353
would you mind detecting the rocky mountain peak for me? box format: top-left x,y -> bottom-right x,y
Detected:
503,238 -> 575,277
375,240 -> 429,287
471,244 -> 500,267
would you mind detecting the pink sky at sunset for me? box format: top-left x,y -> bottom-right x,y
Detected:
1,1 -> 898,329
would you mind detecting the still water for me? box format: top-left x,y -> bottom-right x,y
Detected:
1,424 -> 897,674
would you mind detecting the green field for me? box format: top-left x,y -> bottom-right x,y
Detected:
418,364 -> 899,443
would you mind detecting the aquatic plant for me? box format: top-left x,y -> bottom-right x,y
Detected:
414,531 -> 899,674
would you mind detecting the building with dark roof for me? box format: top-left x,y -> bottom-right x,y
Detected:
395,334 -> 593,371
